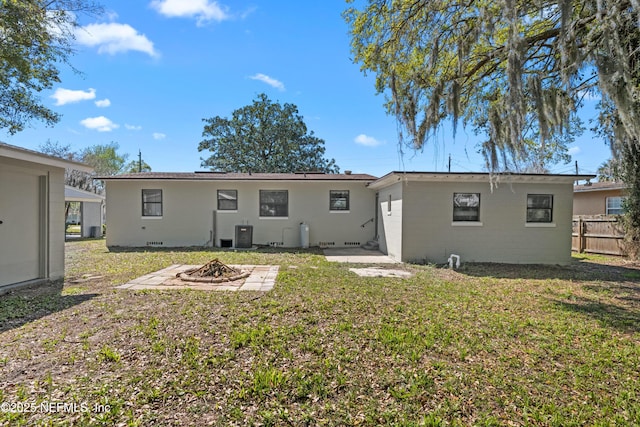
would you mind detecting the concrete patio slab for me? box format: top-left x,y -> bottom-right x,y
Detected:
116,264 -> 278,291
349,267 -> 413,278
324,248 -> 400,264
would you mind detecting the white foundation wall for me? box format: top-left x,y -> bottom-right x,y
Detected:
105,180 -> 376,248
399,181 -> 575,264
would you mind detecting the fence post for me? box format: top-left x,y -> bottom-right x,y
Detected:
579,217 -> 585,253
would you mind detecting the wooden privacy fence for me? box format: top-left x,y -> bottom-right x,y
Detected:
572,215 -> 627,256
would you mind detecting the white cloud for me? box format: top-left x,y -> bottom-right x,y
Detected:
125,124 -> 142,131
354,134 -> 383,147
249,73 -> 285,91
80,116 -> 119,132
568,146 -> 581,156
51,88 -> 96,106
95,98 -> 111,107
153,132 -> 167,140
150,0 -> 229,25
76,23 -> 158,57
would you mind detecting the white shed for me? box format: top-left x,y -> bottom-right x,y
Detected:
0,143 -> 92,292
65,185 -> 105,238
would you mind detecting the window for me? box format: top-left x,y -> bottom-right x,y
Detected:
330,190 -> 349,211
217,190 -> 237,210
453,193 -> 480,221
142,189 -> 162,217
527,194 -> 553,222
606,196 -> 626,215
260,190 -> 288,217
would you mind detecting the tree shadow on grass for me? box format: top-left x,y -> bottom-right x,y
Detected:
456,260 -> 640,334
551,294 -> 640,333
455,259 -> 640,282
0,281 -> 97,333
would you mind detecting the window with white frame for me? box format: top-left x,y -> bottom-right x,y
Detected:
453,193 -> 480,221
217,189 -> 237,210
527,194 -> 553,223
330,190 -> 349,211
260,190 -> 288,217
142,189 -> 162,217
606,196 -> 626,215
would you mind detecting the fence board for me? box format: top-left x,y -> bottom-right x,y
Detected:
572,215 -> 627,256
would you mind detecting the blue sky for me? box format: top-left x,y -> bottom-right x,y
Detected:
6,0 -> 611,178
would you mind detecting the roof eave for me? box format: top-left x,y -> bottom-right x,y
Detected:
368,172 -> 596,189
0,142 -> 93,173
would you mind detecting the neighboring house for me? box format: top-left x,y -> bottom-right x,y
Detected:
0,142 -> 92,291
573,181 -> 627,216
98,172 -> 377,249
99,170 -> 594,265
65,186 -> 105,237
369,172 -> 594,264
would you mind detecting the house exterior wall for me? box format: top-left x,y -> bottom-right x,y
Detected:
81,202 -> 103,237
398,180 -> 575,264
573,189 -> 626,215
49,170 -> 66,280
0,156 -> 66,287
105,180 -> 376,248
376,182 -> 403,260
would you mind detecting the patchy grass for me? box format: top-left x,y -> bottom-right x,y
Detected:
1,240 -> 639,425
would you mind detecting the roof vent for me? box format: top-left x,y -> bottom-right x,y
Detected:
345,170 -> 352,175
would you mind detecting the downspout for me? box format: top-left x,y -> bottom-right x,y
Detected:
374,191 -> 379,240
212,210 -> 217,247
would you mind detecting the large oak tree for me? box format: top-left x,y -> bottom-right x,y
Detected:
199,93 -> 339,173
344,0 -> 639,172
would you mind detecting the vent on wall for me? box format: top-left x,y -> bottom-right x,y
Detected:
344,241 -> 361,246
269,242 -> 284,247
319,241 -> 335,248
146,241 -> 163,246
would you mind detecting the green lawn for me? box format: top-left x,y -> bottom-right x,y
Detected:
65,224 -> 81,234
0,240 -> 638,426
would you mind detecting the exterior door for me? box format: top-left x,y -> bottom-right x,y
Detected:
0,167 -> 41,287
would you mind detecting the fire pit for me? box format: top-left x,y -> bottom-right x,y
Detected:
176,258 -> 250,283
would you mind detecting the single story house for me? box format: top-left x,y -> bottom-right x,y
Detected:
573,181 -> 627,216
0,142 -> 92,291
99,172 -> 377,249
65,185 -> 105,237
371,172 -> 593,264
98,170 -> 593,265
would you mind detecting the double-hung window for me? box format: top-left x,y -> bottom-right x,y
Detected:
453,193 -> 480,222
527,194 -> 553,223
217,190 -> 238,210
142,189 -> 162,217
330,190 -> 349,211
260,190 -> 288,217
606,196 -> 626,215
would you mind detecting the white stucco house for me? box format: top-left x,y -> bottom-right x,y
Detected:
0,142 -> 92,292
99,172 -> 377,249
371,172 -> 594,264
97,170 -> 594,265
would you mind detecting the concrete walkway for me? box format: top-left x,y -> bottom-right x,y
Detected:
324,248 -> 400,264
116,264 -> 278,291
